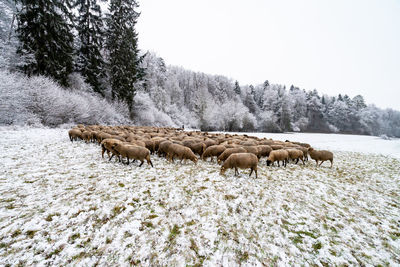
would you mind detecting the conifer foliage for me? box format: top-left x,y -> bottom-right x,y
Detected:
74,0 -> 106,96
16,0 -> 74,86
106,0 -> 143,112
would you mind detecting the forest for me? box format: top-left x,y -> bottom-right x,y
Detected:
1,0 -> 399,137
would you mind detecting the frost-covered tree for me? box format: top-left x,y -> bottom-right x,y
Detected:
306,89 -> 328,131
0,0 -> 22,70
106,0 -> 143,112
16,0 -> 74,86
74,0 -> 106,96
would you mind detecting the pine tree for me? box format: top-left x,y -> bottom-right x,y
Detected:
16,0 -> 74,86
234,80 -> 241,95
74,0 -> 106,96
106,0 -> 143,112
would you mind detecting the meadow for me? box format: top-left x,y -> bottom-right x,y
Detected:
0,127 -> 399,266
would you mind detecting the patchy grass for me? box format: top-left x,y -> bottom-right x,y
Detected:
1,128 -> 399,266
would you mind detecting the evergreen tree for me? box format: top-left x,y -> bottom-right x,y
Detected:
16,0 -> 74,86
234,80 -> 241,95
74,0 -> 106,96
106,0 -> 143,112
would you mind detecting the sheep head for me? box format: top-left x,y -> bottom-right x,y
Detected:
220,166 -> 226,176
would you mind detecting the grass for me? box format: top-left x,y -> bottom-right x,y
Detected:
68,233 -> 81,243
168,224 -> 181,243
224,194 -> 237,200
2,129 -> 400,266
26,230 -> 38,239
11,229 -> 22,238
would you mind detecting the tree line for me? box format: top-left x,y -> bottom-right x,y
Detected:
1,0 -> 399,137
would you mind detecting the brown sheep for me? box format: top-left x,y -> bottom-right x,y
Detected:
167,143 -> 198,164
81,131 -> 93,143
183,140 -> 206,156
112,143 -> 153,167
256,145 -> 272,158
308,148 -> 333,167
201,145 -> 226,162
96,132 -> 112,143
141,139 -> 156,154
158,140 -> 173,157
204,139 -> 218,148
243,146 -> 260,158
129,140 -> 146,148
220,153 -> 258,178
293,146 -> 309,161
266,149 -> 289,167
101,138 -> 123,161
68,129 -> 82,142
285,148 -> 305,165
239,140 -> 257,146
217,147 -> 247,164
270,144 -> 284,150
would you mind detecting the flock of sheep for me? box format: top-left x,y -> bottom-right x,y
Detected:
68,124 -> 334,178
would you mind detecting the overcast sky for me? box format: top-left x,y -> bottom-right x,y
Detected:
135,0 -> 400,110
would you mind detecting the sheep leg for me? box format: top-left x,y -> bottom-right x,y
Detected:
319,160 -> 325,167
148,159 -> 153,167
255,168 -> 257,178
249,168 -> 253,177
295,158 -> 299,164
315,160 -> 319,167
277,161 -> 280,167
330,159 -> 333,168
139,160 -> 144,167
109,154 -> 114,161
126,158 -> 129,165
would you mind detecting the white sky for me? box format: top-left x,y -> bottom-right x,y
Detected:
135,0 -> 400,110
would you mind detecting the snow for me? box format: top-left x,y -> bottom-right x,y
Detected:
216,131 -> 400,159
1,127 -> 400,266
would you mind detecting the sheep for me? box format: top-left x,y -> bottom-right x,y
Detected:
220,153 -> 258,178
308,147 -> 333,167
285,148 -> 305,165
101,138 -> 123,161
201,145 -> 226,162
167,143 -> 198,164
183,140 -> 206,156
243,146 -> 260,158
266,149 -> 289,167
96,132 -> 112,143
81,131 -> 92,143
158,140 -> 173,157
256,145 -> 272,158
293,146 -> 309,161
68,129 -> 82,142
112,143 -> 153,167
204,139 -> 218,148
217,147 -> 247,164
270,144 -> 284,150
239,140 -> 257,146
141,139 -> 156,154
129,140 -> 146,148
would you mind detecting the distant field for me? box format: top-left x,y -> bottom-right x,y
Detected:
1,127 -> 399,266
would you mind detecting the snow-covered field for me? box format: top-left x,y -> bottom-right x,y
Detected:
1,127 -> 399,266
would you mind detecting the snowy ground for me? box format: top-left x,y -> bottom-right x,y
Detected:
1,127 -> 399,266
